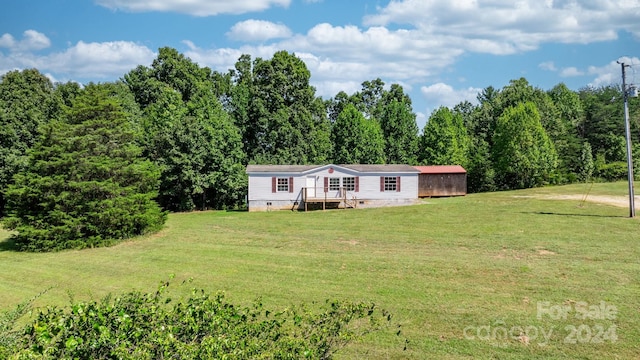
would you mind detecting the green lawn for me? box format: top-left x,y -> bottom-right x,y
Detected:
1,182 -> 639,359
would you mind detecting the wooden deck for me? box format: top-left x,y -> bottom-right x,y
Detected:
301,187 -> 356,211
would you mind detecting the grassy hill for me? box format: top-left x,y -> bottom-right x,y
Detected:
1,182 -> 638,359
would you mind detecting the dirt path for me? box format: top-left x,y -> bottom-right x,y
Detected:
537,194 -> 640,208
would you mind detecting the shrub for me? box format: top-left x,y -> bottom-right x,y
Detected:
595,161 -> 628,182
0,290 -> 47,358
9,280 -> 396,359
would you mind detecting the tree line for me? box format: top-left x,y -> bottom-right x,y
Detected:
1,47 -> 638,250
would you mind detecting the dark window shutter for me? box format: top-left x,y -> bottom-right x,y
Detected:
324,177 -> 328,193
289,177 -> 294,193
355,176 -> 359,192
272,177 -> 276,193
397,176 -> 401,192
380,176 -> 384,192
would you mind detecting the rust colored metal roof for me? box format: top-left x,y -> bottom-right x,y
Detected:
413,165 -> 467,174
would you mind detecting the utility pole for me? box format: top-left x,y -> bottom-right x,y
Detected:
618,61 -> 636,218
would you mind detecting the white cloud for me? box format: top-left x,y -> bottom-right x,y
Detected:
281,23 -> 463,80
560,67 -> 585,77
96,0 -> 291,16
183,46 -> 246,73
295,52 -> 371,83
420,83 -> 481,109
0,30 -> 50,52
539,61 -> 557,72
181,20 -> 465,100
43,72 -> 59,84
46,41 -> 156,78
182,43 -> 371,98
0,36 -> 155,80
588,57 -> 640,87
181,40 -> 198,51
0,34 -> 16,48
227,20 -> 292,42
21,30 -> 51,51
312,80 -> 361,99
363,0 -> 640,54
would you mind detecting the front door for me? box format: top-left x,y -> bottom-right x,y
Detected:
306,177 -> 316,198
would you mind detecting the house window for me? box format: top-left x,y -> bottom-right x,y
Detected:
329,178 -> 340,191
383,176 -> 397,191
277,177 -> 289,192
343,177 -> 355,191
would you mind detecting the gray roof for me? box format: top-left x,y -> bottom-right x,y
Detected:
246,165 -> 318,173
246,164 -> 419,174
342,164 -> 419,172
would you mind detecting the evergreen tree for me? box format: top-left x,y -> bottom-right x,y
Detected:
3,84 -> 166,251
0,69 -> 56,216
466,138 -> 496,192
470,86 -> 501,144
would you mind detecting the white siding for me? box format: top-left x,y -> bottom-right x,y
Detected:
247,165 -> 419,211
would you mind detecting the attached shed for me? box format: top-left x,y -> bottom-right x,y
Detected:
246,164 -> 420,211
414,165 -> 467,197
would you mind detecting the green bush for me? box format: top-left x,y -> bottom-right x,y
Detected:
0,303 -> 27,358
8,281 -> 395,359
595,161 -> 629,181
0,290 -> 47,358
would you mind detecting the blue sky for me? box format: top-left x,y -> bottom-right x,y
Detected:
1,0 -> 639,129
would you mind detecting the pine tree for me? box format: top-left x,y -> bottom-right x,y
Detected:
0,69 -> 56,216
3,85 -> 166,251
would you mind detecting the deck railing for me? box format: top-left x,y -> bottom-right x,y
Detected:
301,186 -> 356,211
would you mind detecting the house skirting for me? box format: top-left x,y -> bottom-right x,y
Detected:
247,198 -> 420,212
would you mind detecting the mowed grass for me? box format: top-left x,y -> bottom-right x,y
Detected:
1,182 -> 639,359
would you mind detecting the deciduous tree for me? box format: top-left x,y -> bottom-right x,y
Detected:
492,102 -> 558,189
420,107 -> 470,166
229,51 -> 332,164
331,104 -> 385,164
378,84 -> 419,164
547,83 -> 586,181
125,48 -> 246,211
